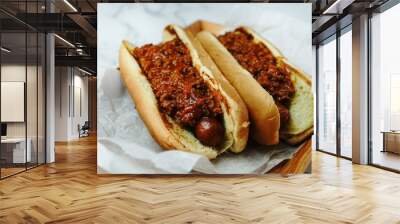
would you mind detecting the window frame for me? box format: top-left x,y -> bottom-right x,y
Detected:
0,0 -> 48,180
367,0 -> 400,173
315,24 -> 353,161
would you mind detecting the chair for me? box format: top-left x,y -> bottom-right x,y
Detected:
79,121 -> 90,138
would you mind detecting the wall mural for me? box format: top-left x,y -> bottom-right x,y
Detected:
97,3 -> 313,174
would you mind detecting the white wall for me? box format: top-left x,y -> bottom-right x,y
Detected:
55,67 -> 89,141
72,73 -> 89,137
1,65 -> 39,137
1,66 -> 26,139
55,67 -> 69,141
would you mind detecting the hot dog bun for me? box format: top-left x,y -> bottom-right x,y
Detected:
119,25 -> 249,159
196,30 -> 280,145
196,27 -> 313,145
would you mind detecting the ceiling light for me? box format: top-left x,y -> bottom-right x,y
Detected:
63,0 -> 78,12
76,48 -> 85,55
323,0 -> 354,15
1,47 -> 11,53
78,67 -> 92,76
323,0 -> 341,14
54,34 -> 75,48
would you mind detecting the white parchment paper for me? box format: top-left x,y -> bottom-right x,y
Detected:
97,4 -> 311,174
98,69 -> 300,174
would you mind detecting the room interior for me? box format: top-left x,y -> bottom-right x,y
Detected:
1,0 -> 400,222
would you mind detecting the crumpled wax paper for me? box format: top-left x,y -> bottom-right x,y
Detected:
97,69 -> 300,174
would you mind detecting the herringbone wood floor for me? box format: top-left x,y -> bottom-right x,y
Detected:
1,135 -> 400,224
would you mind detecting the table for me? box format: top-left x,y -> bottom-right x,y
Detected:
381,131 -> 400,154
1,138 -> 32,163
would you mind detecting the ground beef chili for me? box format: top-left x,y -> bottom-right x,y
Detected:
132,37 -> 224,145
218,28 -> 295,124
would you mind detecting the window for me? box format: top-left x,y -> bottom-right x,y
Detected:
0,1 -> 46,179
316,26 -> 353,159
389,74 -> 400,130
370,3 -> 400,171
317,37 -> 337,154
339,28 -> 352,158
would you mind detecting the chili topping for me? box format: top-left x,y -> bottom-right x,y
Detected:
132,38 -> 223,129
218,28 -> 295,124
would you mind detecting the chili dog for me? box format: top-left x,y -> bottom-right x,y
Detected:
197,27 -> 313,145
119,25 -> 249,159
